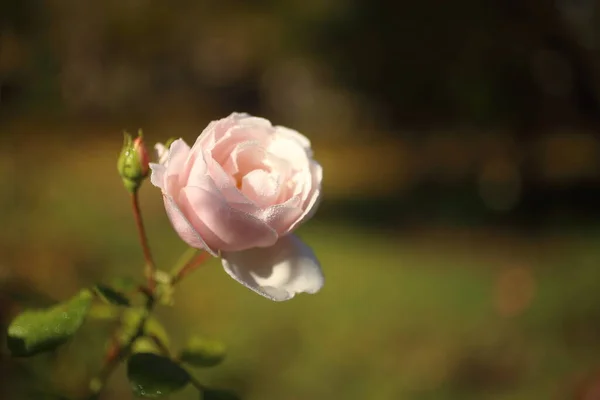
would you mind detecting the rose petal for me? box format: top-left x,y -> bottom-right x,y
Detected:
222,140 -> 266,178
266,136 -> 310,171
214,113 -> 271,144
149,163 -> 166,190
204,115 -> 270,162
196,150 -> 254,208
154,143 -> 166,165
191,113 -> 250,150
287,160 -> 323,233
180,185 -> 278,252
241,169 -> 280,205
164,139 -> 192,194
221,234 -> 324,301
274,126 -> 313,157
162,193 -> 217,255
185,149 -> 209,187
258,203 -> 304,234
237,114 -> 273,128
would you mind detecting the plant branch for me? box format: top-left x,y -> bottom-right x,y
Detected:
171,249 -> 211,285
147,332 -> 206,394
149,334 -> 172,357
131,192 -> 156,291
187,373 -> 206,393
87,295 -> 156,399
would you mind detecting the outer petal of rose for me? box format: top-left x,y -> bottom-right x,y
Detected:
192,112 -> 261,150
150,139 -> 192,197
154,143 -> 169,165
149,162 -> 166,190
185,149 -> 209,188
274,125 -> 313,157
180,185 -> 278,252
259,202 -> 304,235
162,193 -> 217,255
164,139 -> 192,194
266,135 -> 310,172
221,234 -> 324,301
287,160 -> 323,232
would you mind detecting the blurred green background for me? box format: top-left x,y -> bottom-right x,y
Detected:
2,0 -> 600,399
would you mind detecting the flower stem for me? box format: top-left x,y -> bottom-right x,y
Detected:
171,249 -> 211,285
131,192 -> 155,291
87,295 -> 155,399
147,335 -> 206,394
188,373 -> 206,393
87,337 -> 121,398
149,334 -> 172,357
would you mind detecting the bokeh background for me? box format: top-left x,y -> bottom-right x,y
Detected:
2,0 -> 600,399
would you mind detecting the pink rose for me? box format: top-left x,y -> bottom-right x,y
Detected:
150,113 -> 324,301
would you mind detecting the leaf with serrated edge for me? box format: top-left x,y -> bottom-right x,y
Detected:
145,316 -> 170,348
7,290 -> 93,357
94,284 -> 131,306
117,308 -> 147,345
132,337 -> 161,355
111,276 -> 139,293
88,303 -> 120,320
127,352 -> 190,397
180,336 -> 226,368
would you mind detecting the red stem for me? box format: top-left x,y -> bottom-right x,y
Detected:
172,252 -> 211,285
131,192 -> 155,291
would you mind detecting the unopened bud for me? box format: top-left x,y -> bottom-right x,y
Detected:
117,130 -> 150,193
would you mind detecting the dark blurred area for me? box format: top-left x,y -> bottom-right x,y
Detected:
0,0 -> 600,226
1,0 -> 600,228
2,0 -> 600,399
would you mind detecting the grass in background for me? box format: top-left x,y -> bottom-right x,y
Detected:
1,137 -> 600,399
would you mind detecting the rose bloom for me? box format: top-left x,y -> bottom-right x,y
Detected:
150,113 -> 324,301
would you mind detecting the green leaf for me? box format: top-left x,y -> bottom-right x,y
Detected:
180,336 -> 226,367
200,388 -> 241,400
111,276 -> 139,293
117,310 -> 170,352
127,352 -> 190,397
93,284 -> 131,306
117,308 -> 148,345
88,303 -> 120,320
145,316 -> 170,348
154,281 -> 175,307
7,290 -> 93,357
131,337 -> 161,355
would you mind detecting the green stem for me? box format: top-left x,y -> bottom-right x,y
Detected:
147,333 -> 206,394
149,333 -> 172,357
87,295 -> 155,399
187,373 -> 206,393
86,233 -> 206,398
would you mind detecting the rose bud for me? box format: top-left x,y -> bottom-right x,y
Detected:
118,130 -> 150,193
